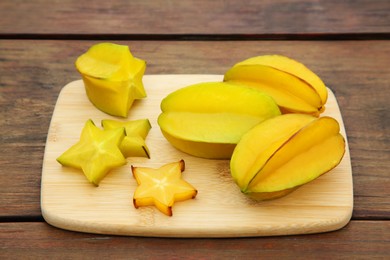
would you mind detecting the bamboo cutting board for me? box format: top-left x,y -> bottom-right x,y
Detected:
41,75 -> 353,237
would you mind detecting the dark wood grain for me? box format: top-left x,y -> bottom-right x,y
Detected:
1,0 -> 389,257
0,40 -> 389,220
0,0 -> 389,38
0,221 -> 389,258
1,0 -> 389,256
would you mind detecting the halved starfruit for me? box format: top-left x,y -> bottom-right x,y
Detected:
75,42 -> 147,117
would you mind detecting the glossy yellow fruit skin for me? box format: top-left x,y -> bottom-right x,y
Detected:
158,82 -> 281,159
224,55 -> 327,116
231,114 -> 317,189
76,43 -> 146,117
230,114 -> 345,200
233,55 -> 328,104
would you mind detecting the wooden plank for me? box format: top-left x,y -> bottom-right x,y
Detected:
40,76 -> 352,237
0,221 -> 389,258
0,40 -> 389,220
0,0 -> 389,37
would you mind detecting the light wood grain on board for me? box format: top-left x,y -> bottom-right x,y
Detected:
41,75 -> 353,237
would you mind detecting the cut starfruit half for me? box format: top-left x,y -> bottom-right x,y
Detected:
75,43 -> 147,117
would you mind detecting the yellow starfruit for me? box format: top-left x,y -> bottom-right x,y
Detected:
101,119 -> 152,158
75,42 -> 147,117
224,55 -> 328,116
230,114 -> 346,200
57,119 -> 127,186
132,160 -> 198,216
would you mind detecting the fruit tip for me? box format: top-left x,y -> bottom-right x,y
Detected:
166,207 -> 173,217
91,181 -> 99,187
192,190 -> 198,199
179,159 -> 185,171
142,146 -> 151,159
133,198 -> 139,209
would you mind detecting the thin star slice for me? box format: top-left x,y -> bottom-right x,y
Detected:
131,160 -> 197,216
57,119 -> 127,186
101,119 -> 152,158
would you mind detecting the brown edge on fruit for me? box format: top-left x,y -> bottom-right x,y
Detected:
142,146 -> 151,159
179,159 -> 185,172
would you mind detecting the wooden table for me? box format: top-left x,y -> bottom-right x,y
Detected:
1,0 -> 389,258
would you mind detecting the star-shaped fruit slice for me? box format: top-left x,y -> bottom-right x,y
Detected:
131,160 -> 197,216
57,119 -> 127,186
101,119 -> 152,158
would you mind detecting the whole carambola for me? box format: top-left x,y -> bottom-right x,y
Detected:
230,114 -> 346,200
224,55 -> 328,116
158,82 -> 281,159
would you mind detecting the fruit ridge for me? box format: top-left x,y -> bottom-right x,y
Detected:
224,54 -> 328,116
